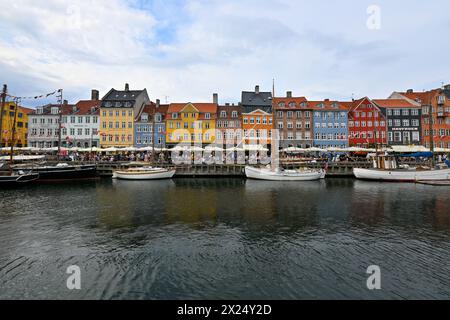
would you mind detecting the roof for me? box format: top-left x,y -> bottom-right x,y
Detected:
71,100 -> 101,115
135,102 -> 169,121
29,104 -> 76,116
273,97 -> 308,110
167,103 -> 218,114
18,106 -> 34,115
373,99 -> 420,108
102,89 -> 146,101
306,100 -> 350,111
392,90 -> 438,105
241,91 -> 273,107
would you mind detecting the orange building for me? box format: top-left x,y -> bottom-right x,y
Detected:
242,109 -> 273,147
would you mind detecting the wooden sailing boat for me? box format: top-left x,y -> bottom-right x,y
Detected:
245,129 -> 325,181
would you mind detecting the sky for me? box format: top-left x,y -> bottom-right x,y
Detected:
0,0 -> 449,107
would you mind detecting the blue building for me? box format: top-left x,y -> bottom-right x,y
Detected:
311,100 -> 349,148
134,101 -> 168,148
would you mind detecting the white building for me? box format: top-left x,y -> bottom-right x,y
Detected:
28,104 -> 69,148
61,99 -> 100,148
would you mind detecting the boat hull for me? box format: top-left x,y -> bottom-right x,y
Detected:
353,167 -> 450,182
0,173 -> 40,187
114,169 -> 176,180
14,165 -> 97,181
245,166 -> 323,181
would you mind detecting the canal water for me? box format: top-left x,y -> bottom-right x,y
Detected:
0,178 -> 449,299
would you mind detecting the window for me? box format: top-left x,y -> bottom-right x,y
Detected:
394,119 -> 401,127
411,119 -> 419,127
402,119 -> 410,127
220,111 -> 227,118
205,113 -> 211,119
232,111 -> 238,118
411,109 -> 419,116
402,109 -> 409,116
243,117 -> 248,124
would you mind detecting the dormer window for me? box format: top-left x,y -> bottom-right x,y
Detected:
37,108 -> 44,115
289,102 -> 296,108
91,107 -> 96,113
300,102 -> 307,108
318,103 -> 325,108
172,113 -> 178,119
205,113 -> 211,119
141,113 -> 148,122
51,107 -> 59,115
278,102 -> 285,107
332,103 -> 339,108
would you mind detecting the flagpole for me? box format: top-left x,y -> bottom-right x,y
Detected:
9,98 -> 20,170
57,89 -> 63,160
0,84 -> 6,148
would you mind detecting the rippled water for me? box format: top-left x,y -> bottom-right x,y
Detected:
0,178 -> 449,299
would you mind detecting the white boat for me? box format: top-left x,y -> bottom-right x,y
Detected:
353,155 -> 450,182
245,166 -> 324,181
354,167 -> 450,182
113,167 -> 176,180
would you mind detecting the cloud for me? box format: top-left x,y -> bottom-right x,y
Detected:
0,0 -> 449,107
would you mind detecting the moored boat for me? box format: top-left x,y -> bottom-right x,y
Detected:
245,166 -> 324,181
353,155 -> 450,182
0,172 -> 39,187
13,163 -> 97,181
113,167 -> 176,180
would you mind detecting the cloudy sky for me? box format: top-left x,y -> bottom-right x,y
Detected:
0,0 -> 449,107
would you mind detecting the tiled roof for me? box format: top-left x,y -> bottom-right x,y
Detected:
273,97 -> 308,109
71,100 -> 101,115
374,99 -> 420,108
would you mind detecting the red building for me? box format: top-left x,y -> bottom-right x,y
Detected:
347,97 -> 387,147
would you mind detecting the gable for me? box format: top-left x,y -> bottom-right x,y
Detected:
180,103 -> 200,114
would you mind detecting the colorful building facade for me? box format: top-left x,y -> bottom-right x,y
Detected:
166,103 -> 217,146
61,99 -> 101,148
242,109 -> 273,146
1,102 -> 32,147
274,93 -> 313,148
348,97 -> 387,147
390,86 -> 450,149
311,100 -> 349,148
134,101 -> 168,148
374,99 -> 422,146
216,103 -> 243,147
100,84 -> 150,147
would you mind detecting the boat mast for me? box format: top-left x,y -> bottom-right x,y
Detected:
152,102 -> 156,165
57,89 -> 63,160
0,84 -> 6,148
428,92 -> 435,167
9,98 -> 20,170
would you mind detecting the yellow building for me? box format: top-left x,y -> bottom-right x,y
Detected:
0,102 -> 32,147
99,85 -> 150,148
166,103 -> 217,146
100,107 -> 136,147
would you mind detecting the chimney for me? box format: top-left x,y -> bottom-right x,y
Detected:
255,85 -> 260,94
156,99 -> 160,109
325,98 -> 330,102
125,83 -> 130,91
286,91 -> 292,98
213,93 -> 219,104
407,89 -> 413,94
63,100 -> 68,105
91,89 -> 99,101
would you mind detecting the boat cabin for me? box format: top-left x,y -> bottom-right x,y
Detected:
370,155 -> 398,170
